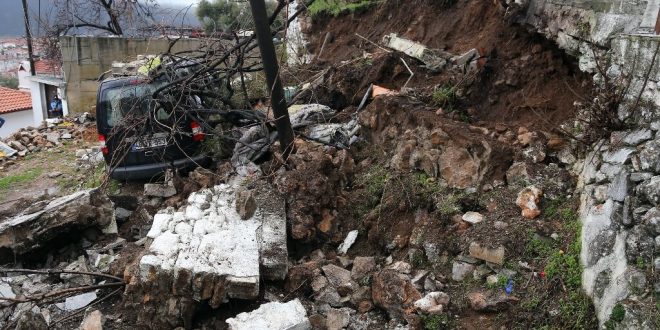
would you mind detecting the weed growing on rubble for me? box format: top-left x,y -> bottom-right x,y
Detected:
486,275 -> 508,290
354,165 -> 389,219
604,304 -> 626,329
436,193 -> 463,217
525,231 -> 556,260
431,85 -> 458,110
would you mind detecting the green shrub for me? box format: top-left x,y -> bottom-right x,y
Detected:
308,0 -> 375,17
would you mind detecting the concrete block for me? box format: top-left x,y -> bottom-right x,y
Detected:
139,179 -> 288,303
226,299 -> 311,330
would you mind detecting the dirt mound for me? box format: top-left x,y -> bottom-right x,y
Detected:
302,0 -> 591,130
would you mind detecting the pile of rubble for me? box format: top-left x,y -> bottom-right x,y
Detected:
123,176 -> 288,328
0,114 -> 94,159
0,237 -> 125,329
0,188 -> 124,328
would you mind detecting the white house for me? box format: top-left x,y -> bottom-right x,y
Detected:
0,86 -> 34,138
18,60 -> 69,124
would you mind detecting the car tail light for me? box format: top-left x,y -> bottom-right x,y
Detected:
191,121 -> 204,142
98,134 -> 109,155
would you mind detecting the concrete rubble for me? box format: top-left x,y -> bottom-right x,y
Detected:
126,177 -> 288,327
0,188 -> 116,255
382,33 -> 484,73
226,299 -> 310,330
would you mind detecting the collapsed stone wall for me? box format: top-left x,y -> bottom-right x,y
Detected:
521,0 -> 660,327
123,179 -> 288,328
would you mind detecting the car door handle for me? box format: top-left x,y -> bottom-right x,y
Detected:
144,151 -> 154,157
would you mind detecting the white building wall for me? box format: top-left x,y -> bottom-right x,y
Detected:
29,80 -> 46,124
0,110 -> 35,138
17,61 -> 30,91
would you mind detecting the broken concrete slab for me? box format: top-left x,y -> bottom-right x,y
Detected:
382,33 -> 484,74
62,291 -> 97,311
0,189 -> 116,256
337,230 -> 358,255
452,261 -> 476,281
382,33 -> 450,71
226,299 -> 311,330
0,282 -> 15,299
469,242 -> 505,265
143,182 -> 177,198
130,178 -> 288,327
469,242 -> 504,265
0,141 -> 18,158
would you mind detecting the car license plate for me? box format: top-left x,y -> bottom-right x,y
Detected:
132,137 -> 168,150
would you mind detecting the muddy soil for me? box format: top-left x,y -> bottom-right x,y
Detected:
299,0 -> 591,130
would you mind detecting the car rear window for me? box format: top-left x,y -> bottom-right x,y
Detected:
101,80 -> 171,127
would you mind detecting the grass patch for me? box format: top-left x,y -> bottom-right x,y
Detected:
0,168 -> 43,197
520,296 -> 542,311
526,231 -> 556,260
558,290 -> 597,328
431,85 -> 458,110
421,314 -> 454,330
410,249 -> 428,268
81,164 -> 120,194
486,274 -> 508,290
635,256 -> 646,269
545,204 -> 597,327
604,304 -> 625,329
354,165 -> 389,219
436,191 -> 465,217
308,0 -> 376,17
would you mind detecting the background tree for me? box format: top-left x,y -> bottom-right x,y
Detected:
49,0 -> 158,36
196,0 -> 284,34
0,75 -> 19,89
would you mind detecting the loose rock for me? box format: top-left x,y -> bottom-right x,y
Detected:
469,242 -> 505,265
462,211 -> 484,224
337,230 -> 359,255
372,270 -> 421,319
322,264 -> 352,287
414,291 -> 450,314
351,257 -> 376,280
516,186 -> 543,219
467,291 -> 519,312
452,261 -> 476,281
80,310 -> 104,330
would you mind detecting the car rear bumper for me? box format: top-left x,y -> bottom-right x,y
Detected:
109,154 -> 210,180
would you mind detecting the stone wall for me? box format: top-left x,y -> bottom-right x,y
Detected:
59,36 -> 204,115
522,0 -> 660,327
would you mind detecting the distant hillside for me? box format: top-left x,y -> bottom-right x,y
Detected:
0,0 -> 199,37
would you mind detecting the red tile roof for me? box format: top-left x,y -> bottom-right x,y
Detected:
34,59 -> 61,76
0,86 -> 32,114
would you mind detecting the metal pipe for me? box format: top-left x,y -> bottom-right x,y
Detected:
248,0 -> 295,161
